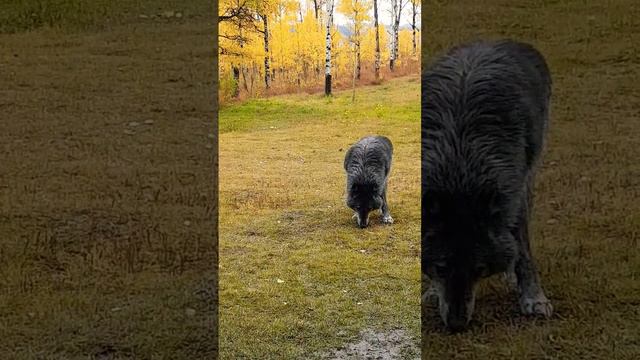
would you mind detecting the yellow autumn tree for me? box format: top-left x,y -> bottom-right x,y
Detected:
337,0 -> 371,80
332,28 -> 350,81
218,0 -> 419,101
395,28 -> 419,69
361,24 -> 389,73
291,10 -> 326,86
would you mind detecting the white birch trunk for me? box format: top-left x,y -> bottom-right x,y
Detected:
262,15 -> 271,89
374,0 -> 380,80
324,0 -> 334,96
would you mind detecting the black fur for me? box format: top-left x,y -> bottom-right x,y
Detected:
422,39 -> 553,331
344,136 -> 394,228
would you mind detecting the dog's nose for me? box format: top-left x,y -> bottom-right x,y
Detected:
358,221 -> 368,228
446,316 -> 469,333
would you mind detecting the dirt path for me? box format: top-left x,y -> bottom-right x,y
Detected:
323,329 -> 420,360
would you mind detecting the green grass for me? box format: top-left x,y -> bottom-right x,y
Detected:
219,76 -> 420,133
219,76 -> 421,358
421,1 -> 640,358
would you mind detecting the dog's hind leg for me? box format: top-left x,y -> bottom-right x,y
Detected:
380,186 -> 394,224
514,174 -> 553,317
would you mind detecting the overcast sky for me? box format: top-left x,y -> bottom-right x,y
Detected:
298,0 -> 420,28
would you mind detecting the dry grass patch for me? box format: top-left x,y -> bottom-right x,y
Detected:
0,3 -> 216,358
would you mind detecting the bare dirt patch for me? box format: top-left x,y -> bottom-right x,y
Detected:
323,329 -> 420,360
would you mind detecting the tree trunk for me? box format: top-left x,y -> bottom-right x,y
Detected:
390,21 -> 400,71
232,16 -> 244,97
262,15 -> 271,89
299,3 -> 304,22
394,25 -> 400,67
232,65 -> 240,98
356,41 -> 361,80
373,0 -> 380,80
353,7 -> 361,81
241,66 -> 249,93
250,63 -> 257,95
411,1 -> 417,56
390,1 -> 397,71
324,0 -> 334,96
352,46 -> 357,103
390,0 -> 404,71
390,24 -> 396,71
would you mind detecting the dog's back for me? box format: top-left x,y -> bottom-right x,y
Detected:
422,39 -> 551,210
344,136 -> 393,180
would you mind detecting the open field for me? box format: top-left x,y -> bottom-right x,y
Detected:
219,76 -> 421,358
422,0 -> 640,358
0,1 -> 216,358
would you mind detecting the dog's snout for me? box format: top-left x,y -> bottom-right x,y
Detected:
440,280 -> 476,333
447,318 -> 467,333
355,211 -> 370,228
446,315 -> 469,333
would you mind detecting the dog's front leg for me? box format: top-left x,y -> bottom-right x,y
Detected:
515,253 -> 552,317
514,206 -> 553,317
380,186 -> 394,224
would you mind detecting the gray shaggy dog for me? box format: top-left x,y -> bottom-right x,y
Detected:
422,39 -> 553,332
344,136 -> 394,228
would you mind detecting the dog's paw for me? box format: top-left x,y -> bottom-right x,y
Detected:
381,215 -> 394,224
520,293 -> 553,318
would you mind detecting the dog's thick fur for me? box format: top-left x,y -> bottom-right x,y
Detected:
344,136 -> 394,228
421,39 -> 553,332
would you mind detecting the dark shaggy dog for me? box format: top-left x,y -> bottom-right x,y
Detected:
344,136 -> 394,228
421,39 -> 553,332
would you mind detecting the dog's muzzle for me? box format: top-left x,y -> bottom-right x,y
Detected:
355,212 -> 370,228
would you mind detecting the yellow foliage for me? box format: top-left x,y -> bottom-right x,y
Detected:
360,24 -> 389,62
398,28 -> 419,59
218,0 -> 419,98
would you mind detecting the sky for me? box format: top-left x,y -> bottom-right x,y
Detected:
298,0 -> 420,28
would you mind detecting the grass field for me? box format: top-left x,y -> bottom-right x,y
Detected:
0,0 -> 205,33
421,1 -> 640,358
218,76 -> 421,358
0,1 -> 217,358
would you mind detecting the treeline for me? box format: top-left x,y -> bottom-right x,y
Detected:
219,0 -> 420,100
